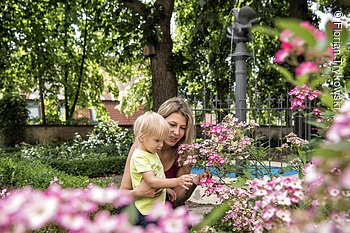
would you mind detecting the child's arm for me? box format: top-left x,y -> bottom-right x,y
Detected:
142,171 -> 193,190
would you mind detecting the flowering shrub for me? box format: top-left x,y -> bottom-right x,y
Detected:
279,132 -> 310,177
177,114 -> 259,181
274,21 -> 333,72
262,18 -> 349,233
0,179 -> 199,233
191,19 -> 349,233
198,176 -> 305,233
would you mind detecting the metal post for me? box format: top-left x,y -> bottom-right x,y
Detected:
227,6 -> 257,122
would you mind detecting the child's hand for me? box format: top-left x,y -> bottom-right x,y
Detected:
166,188 -> 177,202
177,174 -> 193,190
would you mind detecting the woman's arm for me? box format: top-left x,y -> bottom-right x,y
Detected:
120,143 -> 162,199
120,143 -> 137,190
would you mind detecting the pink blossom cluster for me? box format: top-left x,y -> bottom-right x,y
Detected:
146,202 -> 200,233
284,156 -> 350,232
178,115 -> 256,173
199,177 -> 223,196
274,21 -> 333,76
0,183 -> 198,232
200,175 -> 305,232
250,176 -> 304,232
326,100 -> 350,142
206,153 -> 226,167
288,84 -> 321,111
221,187 -> 255,232
304,157 -> 350,203
177,143 -> 200,166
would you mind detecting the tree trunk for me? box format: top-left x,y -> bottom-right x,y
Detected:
288,0 -> 310,21
150,0 -> 177,111
38,75 -> 46,125
120,0 -> 177,111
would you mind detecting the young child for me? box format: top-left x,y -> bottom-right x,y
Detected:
130,111 -> 193,227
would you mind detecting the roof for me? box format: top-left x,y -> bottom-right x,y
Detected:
104,101 -> 144,125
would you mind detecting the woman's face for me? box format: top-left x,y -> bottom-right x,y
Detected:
164,112 -> 187,147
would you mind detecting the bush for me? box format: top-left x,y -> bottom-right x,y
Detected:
0,93 -> 29,147
47,156 -> 127,178
19,121 -> 133,160
0,158 -> 89,189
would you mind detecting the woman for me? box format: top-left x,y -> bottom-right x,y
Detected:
120,97 -> 211,207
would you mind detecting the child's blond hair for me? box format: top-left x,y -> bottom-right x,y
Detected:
134,111 -> 169,142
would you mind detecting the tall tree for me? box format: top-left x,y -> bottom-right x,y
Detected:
118,0 -> 177,111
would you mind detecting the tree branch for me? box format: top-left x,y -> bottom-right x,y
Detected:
119,0 -> 148,17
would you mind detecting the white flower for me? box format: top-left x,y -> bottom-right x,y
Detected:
276,209 -> 291,224
23,194 -> 59,230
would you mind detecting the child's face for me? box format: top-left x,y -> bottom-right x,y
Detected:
141,135 -> 164,154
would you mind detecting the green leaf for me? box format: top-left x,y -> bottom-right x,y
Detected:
320,92 -> 334,110
305,120 -> 327,129
296,75 -> 309,85
313,148 -> 341,157
275,18 -> 317,47
339,23 -> 350,47
231,176 -> 246,188
271,64 -> 296,85
194,201 -> 230,231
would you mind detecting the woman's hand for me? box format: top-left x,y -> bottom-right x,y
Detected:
193,167 -> 212,186
133,180 -> 163,199
166,188 -> 177,202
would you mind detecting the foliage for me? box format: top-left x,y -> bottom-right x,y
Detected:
174,0 -> 294,110
0,92 -> 29,147
0,158 -> 89,189
47,156 -> 127,178
189,18 -> 350,232
19,121 -> 133,160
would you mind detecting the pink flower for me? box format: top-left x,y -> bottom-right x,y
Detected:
326,101 -> 350,142
295,61 -> 319,76
274,49 -> 289,64
261,207 -> 276,221
275,209 -> 292,224
279,30 -> 293,43
312,108 -> 322,116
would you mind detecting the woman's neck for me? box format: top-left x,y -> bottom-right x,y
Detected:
159,144 -> 177,171
159,144 -> 176,158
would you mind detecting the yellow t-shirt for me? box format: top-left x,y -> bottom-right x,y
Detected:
130,148 -> 166,215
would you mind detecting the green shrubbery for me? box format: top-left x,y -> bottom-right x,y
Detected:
0,121 -> 128,193
0,158 -> 89,189
47,156 -> 127,178
20,121 -> 133,160
0,93 -> 29,147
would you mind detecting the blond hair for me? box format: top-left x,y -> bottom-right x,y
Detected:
157,97 -> 194,145
134,111 -> 170,142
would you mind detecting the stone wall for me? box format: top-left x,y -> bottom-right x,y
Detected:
24,125 -> 95,145
0,125 -> 294,147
